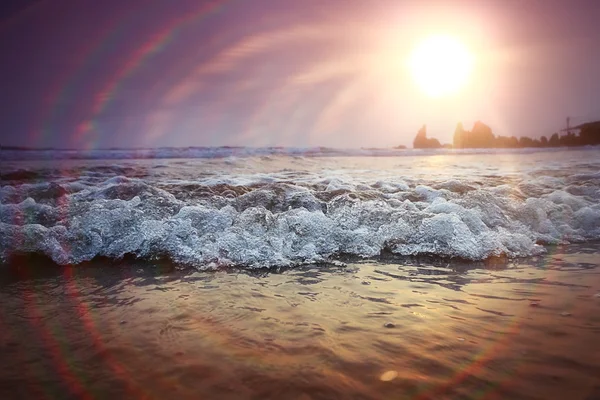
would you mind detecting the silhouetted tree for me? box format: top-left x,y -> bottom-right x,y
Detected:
540,136 -> 548,146
496,136 -> 511,148
549,133 -> 560,147
560,132 -> 578,146
519,137 -> 534,147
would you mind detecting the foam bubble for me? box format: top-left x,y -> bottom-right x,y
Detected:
2,151 -> 600,268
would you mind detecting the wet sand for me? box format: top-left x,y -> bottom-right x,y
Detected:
1,245 -> 600,399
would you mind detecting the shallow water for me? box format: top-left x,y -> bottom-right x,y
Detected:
1,244 -> 599,399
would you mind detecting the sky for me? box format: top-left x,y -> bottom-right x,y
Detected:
1,0 -> 600,149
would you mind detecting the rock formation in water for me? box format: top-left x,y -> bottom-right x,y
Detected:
412,125 -> 442,149
454,121 -> 496,148
408,119 -> 600,150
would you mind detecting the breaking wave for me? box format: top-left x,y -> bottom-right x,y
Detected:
2,158 -> 600,268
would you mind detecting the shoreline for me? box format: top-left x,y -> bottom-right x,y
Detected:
4,239 -> 600,273
1,242 -> 599,399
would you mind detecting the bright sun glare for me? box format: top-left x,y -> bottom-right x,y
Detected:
409,35 -> 474,98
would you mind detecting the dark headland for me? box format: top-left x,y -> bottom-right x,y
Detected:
412,120 -> 600,149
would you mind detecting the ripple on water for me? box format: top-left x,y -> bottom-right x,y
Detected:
0,243 -> 599,399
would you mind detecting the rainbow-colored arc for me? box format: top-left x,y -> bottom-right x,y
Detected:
31,1 -> 229,150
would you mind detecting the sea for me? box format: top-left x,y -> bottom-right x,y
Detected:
1,146 -> 600,399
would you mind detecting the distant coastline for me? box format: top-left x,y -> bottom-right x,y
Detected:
0,145 -> 58,151
412,120 -> 600,149
2,121 -> 600,154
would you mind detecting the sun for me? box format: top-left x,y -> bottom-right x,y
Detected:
408,35 -> 474,98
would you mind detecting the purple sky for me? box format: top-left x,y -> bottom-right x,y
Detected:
1,0 -> 599,149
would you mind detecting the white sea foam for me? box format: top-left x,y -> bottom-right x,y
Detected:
2,148 -> 600,269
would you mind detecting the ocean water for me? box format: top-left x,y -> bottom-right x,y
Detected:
2,147 -> 600,266
1,147 -> 600,399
